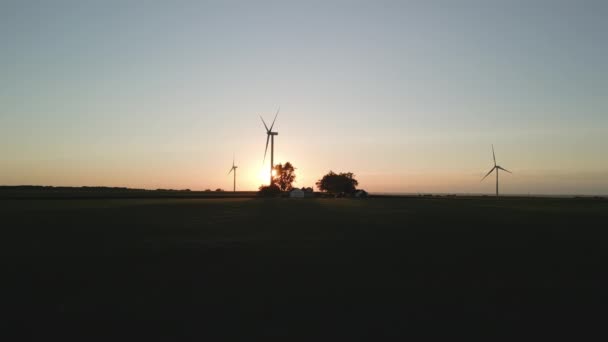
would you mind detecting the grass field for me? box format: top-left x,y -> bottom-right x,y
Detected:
4,196 -> 608,339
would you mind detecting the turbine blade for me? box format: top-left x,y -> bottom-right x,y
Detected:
481,167 -> 496,181
228,166 -> 234,175
232,153 -> 235,167
269,106 -> 280,131
497,166 -> 512,173
263,134 -> 270,163
260,115 -> 269,132
492,144 -> 496,166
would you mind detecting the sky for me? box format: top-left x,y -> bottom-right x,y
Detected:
1,0 -> 607,195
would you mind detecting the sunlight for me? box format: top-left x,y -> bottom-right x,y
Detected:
258,168 -> 276,185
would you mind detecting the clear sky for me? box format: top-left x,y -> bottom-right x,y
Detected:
1,0 -> 607,194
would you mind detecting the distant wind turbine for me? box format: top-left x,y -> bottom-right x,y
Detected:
260,107 -> 280,186
228,154 -> 238,192
481,145 -> 512,197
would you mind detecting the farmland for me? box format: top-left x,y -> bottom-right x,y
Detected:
3,195 -> 607,339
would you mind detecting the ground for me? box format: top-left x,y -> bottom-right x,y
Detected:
3,196 -> 607,339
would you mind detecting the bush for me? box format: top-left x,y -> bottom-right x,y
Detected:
258,184 -> 282,197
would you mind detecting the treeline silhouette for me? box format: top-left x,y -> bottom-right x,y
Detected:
1,186 -> 146,191
0,186 -> 256,200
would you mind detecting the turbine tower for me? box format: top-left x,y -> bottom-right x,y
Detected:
481,145 -> 512,197
260,107 -> 280,186
227,154 -> 238,192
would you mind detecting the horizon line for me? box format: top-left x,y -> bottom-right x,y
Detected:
1,185 -> 606,198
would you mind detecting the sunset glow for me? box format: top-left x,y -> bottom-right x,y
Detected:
0,2 -> 607,195
257,168 -> 277,187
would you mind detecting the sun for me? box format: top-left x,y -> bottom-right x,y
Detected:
259,168 -> 276,184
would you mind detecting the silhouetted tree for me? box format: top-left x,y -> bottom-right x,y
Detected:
273,162 -> 296,191
215,188 -> 224,192
316,171 -> 359,194
258,184 -> 281,197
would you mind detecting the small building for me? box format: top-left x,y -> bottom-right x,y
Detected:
302,187 -> 315,198
354,189 -> 368,198
289,188 -> 305,198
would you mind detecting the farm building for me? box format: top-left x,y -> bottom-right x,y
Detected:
289,189 -> 304,198
354,190 -> 368,198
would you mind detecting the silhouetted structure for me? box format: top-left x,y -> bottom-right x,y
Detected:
289,188 -> 304,198
481,145 -> 512,197
227,154 -> 238,192
354,189 -> 368,198
260,107 -> 280,186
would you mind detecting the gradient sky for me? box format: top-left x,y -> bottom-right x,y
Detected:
1,0 -> 607,194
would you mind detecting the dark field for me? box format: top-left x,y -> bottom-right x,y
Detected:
4,196 -> 608,339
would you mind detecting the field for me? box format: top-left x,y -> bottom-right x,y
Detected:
3,195 -> 608,339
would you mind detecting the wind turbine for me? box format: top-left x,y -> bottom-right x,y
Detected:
481,145 -> 512,197
227,154 -> 238,192
260,107 -> 280,186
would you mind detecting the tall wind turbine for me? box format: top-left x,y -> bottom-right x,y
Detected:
227,154 -> 238,192
260,107 -> 280,186
481,145 -> 512,197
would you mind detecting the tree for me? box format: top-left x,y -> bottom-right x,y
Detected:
272,162 -> 296,191
316,171 -> 359,194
